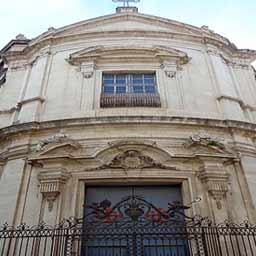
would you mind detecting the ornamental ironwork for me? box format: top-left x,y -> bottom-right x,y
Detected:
82,194 -> 202,227
100,92 -> 161,108
1,195 -> 256,256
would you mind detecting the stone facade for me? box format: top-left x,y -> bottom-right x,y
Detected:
0,7 -> 256,226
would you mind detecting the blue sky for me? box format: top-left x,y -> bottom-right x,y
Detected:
1,0 -> 255,65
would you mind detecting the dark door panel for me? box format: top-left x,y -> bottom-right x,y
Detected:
82,185 -> 189,256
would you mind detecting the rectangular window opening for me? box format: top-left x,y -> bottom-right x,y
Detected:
100,73 -> 161,108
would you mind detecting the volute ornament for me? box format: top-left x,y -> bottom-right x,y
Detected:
35,133 -> 70,152
184,131 -> 232,153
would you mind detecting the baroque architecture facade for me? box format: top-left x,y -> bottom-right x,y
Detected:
0,6 -> 256,230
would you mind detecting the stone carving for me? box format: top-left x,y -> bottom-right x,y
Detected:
15,34 -> 28,40
165,70 -> 177,78
184,131 -> 230,153
38,170 -> 70,211
67,45 -> 190,67
0,56 -> 8,87
162,62 -> 188,79
80,61 -> 96,78
91,150 -> 176,171
35,133 -> 70,152
198,170 -> 229,210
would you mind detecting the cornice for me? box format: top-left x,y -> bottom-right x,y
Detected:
0,107 -> 18,115
2,13 -> 256,64
1,116 -> 256,140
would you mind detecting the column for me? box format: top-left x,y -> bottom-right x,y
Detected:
198,158 -> 230,223
38,169 -> 70,225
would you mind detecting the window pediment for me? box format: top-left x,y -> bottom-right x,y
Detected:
67,45 -> 190,66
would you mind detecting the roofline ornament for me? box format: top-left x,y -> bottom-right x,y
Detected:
112,0 -> 140,7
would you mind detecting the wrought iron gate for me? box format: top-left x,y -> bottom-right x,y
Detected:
1,194 -> 256,255
69,194 -> 203,256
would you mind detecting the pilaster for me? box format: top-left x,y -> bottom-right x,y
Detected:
206,47 -> 245,121
0,157 -> 6,178
80,61 -> 96,111
198,159 -> 230,222
38,169 -> 70,212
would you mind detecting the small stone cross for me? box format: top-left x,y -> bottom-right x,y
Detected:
112,0 -> 140,7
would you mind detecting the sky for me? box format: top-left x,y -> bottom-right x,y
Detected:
0,0 -> 255,66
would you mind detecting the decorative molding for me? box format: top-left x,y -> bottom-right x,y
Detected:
38,170 -> 70,211
88,150 -> 176,172
198,169 -> 229,210
206,48 -> 219,57
184,131 -> 233,154
161,61 -> 188,78
67,45 -> 191,66
2,117 -> 256,147
161,63 -> 177,78
3,11 -> 255,63
108,139 -> 157,148
216,94 -> 243,105
17,96 -> 45,107
217,95 -> 256,112
240,103 -> 256,112
0,107 -> 18,115
220,54 -> 250,70
80,61 -> 96,78
35,133 -> 71,152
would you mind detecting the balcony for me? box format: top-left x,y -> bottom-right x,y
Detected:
100,92 -> 161,108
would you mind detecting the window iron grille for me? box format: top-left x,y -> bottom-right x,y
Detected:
101,73 -> 161,108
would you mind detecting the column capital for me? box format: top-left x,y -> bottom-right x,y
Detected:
80,61 -> 96,78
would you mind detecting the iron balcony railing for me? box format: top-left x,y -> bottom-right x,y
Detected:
100,92 -> 161,108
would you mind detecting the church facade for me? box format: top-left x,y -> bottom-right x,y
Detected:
0,5 -> 256,255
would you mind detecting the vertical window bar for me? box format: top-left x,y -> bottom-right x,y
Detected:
102,73 -> 157,94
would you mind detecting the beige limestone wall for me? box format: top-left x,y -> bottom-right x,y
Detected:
0,159 -> 26,224
0,121 -> 255,225
241,156 -> 256,210
1,37 -> 255,127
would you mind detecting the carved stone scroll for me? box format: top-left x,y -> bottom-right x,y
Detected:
184,131 -> 233,154
35,133 -> 71,152
38,170 -> 70,211
88,150 -> 176,172
198,168 -> 229,210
